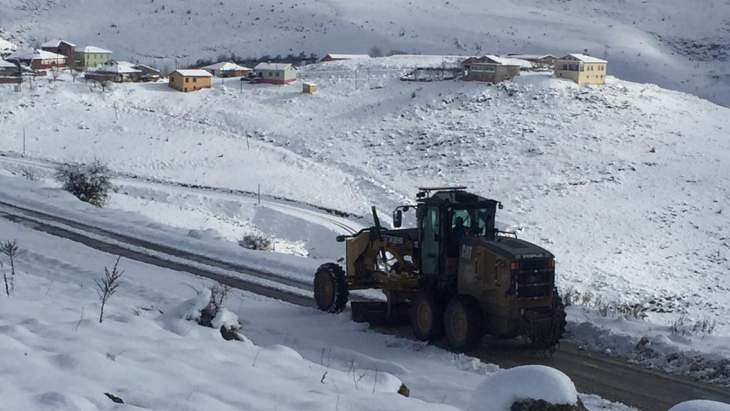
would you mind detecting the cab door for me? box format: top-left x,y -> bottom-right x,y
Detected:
420,206 -> 442,276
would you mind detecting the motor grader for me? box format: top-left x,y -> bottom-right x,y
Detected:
313,187 -> 565,351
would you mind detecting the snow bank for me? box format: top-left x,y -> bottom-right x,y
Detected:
669,400 -> 730,411
468,365 -> 578,411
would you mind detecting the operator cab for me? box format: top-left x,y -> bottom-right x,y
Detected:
392,187 -> 502,282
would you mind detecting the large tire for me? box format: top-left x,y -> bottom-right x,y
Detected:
444,295 -> 483,352
527,288 -> 567,349
313,263 -> 348,313
410,293 -> 444,341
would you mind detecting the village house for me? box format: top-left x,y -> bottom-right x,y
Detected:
0,38 -> 17,57
6,49 -> 66,70
0,59 -> 21,83
507,54 -> 557,69
75,46 -> 112,70
201,61 -> 252,77
253,62 -> 297,84
554,54 -> 607,85
84,60 -> 142,83
168,69 -> 213,92
461,55 -> 521,83
41,39 -> 76,64
321,53 -> 370,62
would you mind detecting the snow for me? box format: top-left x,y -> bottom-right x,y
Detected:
324,54 -> 371,60
92,60 -> 141,74
1,0 -> 728,106
563,54 -> 608,63
40,38 -> 75,48
0,58 -> 16,68
173,69 -> 213,77
1,56 -> 729,383
468,365 -> 578,411
254,62 -> 295,71
0,37 -> 17,53
201,62 -> 251,72
487,55 -> 534,68
669,400 -> 730,411
76,46 -> 112,54
0,214 -> 632,411
7,48 -> 65,61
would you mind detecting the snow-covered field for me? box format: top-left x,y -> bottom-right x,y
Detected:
1,54 -> 729,390
0,0 -> 728,106
0,216 -> 633,411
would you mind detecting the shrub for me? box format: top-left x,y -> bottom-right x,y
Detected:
55,161 -> 112,207
671,315 -> 717,337
238,234 -> 272,251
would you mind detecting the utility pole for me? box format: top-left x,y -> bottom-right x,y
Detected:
22,128 -> 26,157
257,184 -> 261,205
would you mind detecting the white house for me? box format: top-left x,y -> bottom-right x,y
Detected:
253,62 -> 297,84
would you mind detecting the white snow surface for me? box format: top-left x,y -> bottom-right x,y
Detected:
0,0 -> 728,106
0,215 -> 633,411
468,365 -> 578,411
669,400 -> 730,411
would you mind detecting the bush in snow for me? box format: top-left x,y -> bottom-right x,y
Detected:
194,283 -> 243,341
468,365 -> 585,411
670,315 -> 717,337
96,256 -> 124,323
238,234 -> 272,251
55,160 -> 113,207
1,240 -> 20,296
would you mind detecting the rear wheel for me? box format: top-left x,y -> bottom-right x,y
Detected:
444,295 -> 483,352
313,263 -> 348,313
410,293 -> 444,341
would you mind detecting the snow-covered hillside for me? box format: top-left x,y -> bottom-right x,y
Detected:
1,0 -> 728,105
1,57 -> 729,337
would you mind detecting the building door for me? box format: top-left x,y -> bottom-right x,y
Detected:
420,206 -> 441,276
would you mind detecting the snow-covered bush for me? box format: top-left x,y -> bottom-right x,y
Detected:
468,365 -> 583,411
671,315 -> 717,337
55,160 -> 112,207
238,234 -> 272,251
668,400 -> 730,411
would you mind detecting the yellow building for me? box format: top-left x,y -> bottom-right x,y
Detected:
168,69 -> 213,92
554,54 -> 607,86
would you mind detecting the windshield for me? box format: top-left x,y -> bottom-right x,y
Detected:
450,206 -> 495,239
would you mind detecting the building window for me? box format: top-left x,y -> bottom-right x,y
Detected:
185,78 -> 189,83
193,77 -> 197,83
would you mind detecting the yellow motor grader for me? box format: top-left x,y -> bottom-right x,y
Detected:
313,187 -> 565,351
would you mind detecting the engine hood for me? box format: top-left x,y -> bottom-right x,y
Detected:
471,236 -> 554,260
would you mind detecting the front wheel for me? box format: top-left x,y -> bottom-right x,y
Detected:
410,293 -> 444,341
313,263 -> 348,313
444,295 -> 483,352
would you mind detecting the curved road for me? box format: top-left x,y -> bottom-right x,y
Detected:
1,199 -> 728,411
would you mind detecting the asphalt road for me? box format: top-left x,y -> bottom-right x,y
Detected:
1,199 -> 729,411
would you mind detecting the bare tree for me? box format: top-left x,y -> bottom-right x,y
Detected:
96,256 -> 124,323
1,240 -> 19,295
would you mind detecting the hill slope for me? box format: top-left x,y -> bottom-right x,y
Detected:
0,0 -> 729,105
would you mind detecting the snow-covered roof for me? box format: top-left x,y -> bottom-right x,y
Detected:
561,53 -> 607,63
0,38 -> 17,52
507,54 -> 556,60
201,61 -> 251,72
7,49 -> 66,61
76,46 -> 112,54
41,39 -> 76,48
254,62 -> 294,71
173,69 -> 213,77
490,55 -> 534,68
323,54 -> 370,60
93,60 -> 141,74
0,59 -> 16,68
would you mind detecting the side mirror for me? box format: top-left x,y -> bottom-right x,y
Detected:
393,210 -> 403,228
498,203 -> 504,210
